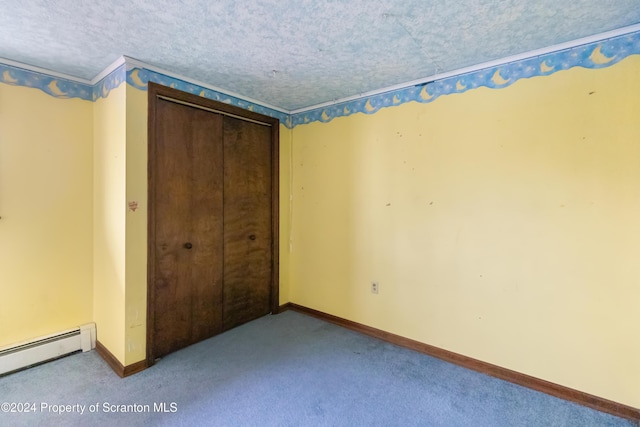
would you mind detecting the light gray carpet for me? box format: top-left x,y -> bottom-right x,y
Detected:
0,311 -> 635,426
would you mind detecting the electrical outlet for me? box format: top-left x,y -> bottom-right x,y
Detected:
371,282 -> 379,294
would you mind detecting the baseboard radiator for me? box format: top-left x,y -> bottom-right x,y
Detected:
0,323 -> 96,376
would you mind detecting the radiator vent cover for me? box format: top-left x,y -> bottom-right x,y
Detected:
0,323 -> 96,376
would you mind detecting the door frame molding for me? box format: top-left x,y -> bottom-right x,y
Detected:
146,82 -> 280,366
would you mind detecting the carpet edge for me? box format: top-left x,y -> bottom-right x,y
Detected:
279,302 -> 640,422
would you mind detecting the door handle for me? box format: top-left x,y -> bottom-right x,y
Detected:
184,242 -> 193,249
249,235 -> 256,241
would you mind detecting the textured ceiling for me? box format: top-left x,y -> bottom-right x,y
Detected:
1,1 -> 640,110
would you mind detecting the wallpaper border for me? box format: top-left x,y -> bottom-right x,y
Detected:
290,31 -> 640,128
1,30 -> 639,129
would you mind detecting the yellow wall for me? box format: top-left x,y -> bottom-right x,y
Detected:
289,55 -> 640,407
0,84 -> 93,347
279,124 -> 293,304
93,84 -> 127,362
123,86 -> 147,365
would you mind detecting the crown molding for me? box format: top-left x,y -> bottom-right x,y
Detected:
90,56 -> 126,85
0,57 -> 91,85
3,21 -> 640,116
120,55 -> 290,114
290,22 -> 640,114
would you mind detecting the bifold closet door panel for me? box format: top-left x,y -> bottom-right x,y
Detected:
153,99 -> 224,358
222,116 -> 273,330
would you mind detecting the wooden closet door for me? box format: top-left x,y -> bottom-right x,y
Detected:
152,99 -> 224,358
222,116 -> 273,329
148,82 -> 279,365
